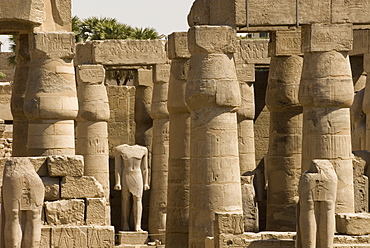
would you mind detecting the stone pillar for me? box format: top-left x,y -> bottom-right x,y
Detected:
362,53 -> 370,152
351,88 -> 366,151
234,42 -> 258,232
24,32 -> 78,156
166,32 -> 191,248
148,63 -> 170,241
76,65 -> 110,219
299,24 -> 355,213
11,34 -> 30,156
186,26 -> 243,248
265,30 -> 303,231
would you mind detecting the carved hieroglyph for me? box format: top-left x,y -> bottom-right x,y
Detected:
114,144 -> 149,231
265,30 -> 303,231
299,24 -> 355,213
186,25 -> 243,248
297,160 -> 337,248
2,157 -> 45,248
166,32 -> 191,248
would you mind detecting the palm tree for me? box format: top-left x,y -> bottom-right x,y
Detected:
7,35 -> 16,67
130,27 -> 159,40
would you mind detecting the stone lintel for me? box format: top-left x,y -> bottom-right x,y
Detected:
168,32 -> 191,60
269,30 -> 302,56
134,68 -> 153,87
301,24 -> 353,53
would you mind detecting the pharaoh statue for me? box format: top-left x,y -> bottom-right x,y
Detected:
2,158 -> 45,248
296,159 -> 338,248
114,144 -> 150,231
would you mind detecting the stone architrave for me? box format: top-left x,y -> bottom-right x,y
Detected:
299,24 -> 355,213
166,32 -> 191,248
265,30 -> 303,231
296,160 -> 337,248
185,25 -> 243,248
11,34 -> 30,156
114,144 -> 150,232
2,157 -> 45,248
24,32 -> 78,156
234,40 -> 258,232
148,63 -> 170,241
76,65 -> 110,207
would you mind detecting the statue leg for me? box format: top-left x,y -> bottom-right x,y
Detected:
317,201 -> 335,248
22,208 -> 42,248
121,189 -> 131,231
133,196 -> 143,231
5,209 -> 22,248
299,200 -> 316,248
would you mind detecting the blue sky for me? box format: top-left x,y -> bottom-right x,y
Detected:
0,0 -> 194,51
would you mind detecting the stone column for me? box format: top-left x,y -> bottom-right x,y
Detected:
148,63 -> 170,241
186,26 -> 243,248
234,42 -> 258,232
76,65 -> 110,219
362,53 -> 370,152
166,32 -> 191,248
11,34 -> 30,156
299,24 -> 355,213
24,32 -> 78,156
265,30 -> 303,231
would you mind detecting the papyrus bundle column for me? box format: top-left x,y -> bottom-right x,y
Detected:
265,30 -> 303,231
166,32 -> 191,248
186,26 -> 243,248
148,63 -> 170,240
234,41 -> 258,232
299,24 -> 355,213
24,32 -> 78,156
76,65 -> 110,213
11,34 -> 30,156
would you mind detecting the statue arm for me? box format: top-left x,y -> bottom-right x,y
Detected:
142,147 -> 150,190
114,148 -> 122,191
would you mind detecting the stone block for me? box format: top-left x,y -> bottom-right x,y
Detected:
167,32 -> 191,59
134,68 -> 153,87
269,30 -> 302,56
237,39 -> 270,64
44,199 -> 85,225
47,155 -> 84,177
248,0 -> 296,26
29,156 -> 48,177
31,32 -> 75,59
0,0 -> 44,25
75,42 -> 94,65
188,26 -> 237,54
87,226 -> 115,247
91,40 -> 167,65
235,63 -> 255,83
336,213 -> 370,235
61,176 -> 104,199
51,226 -> 87,247
364,53 -> 370,73
76,64 -> 105,84
354,175 -> 369,213
119,231 -> 148,245
41,177 -> 60,200
331,0 -> 370,24
301,24 -> 353,52
41,226 -> 51,248
154,63 -> 171,83
86,198 -> 108,225
215,213 -> 244,235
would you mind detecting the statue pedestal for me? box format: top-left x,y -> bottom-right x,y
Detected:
118,231 -> 148,246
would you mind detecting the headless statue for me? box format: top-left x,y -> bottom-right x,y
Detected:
2,158 -> 44,248
296,159 -> 338,248
114,144 -> 150,231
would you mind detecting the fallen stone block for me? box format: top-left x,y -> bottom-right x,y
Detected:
61,176 -> 104,199
47,155 -> 84,177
